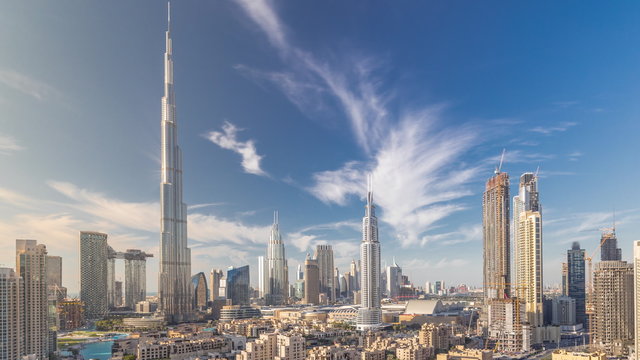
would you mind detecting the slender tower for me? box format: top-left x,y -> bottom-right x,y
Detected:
483,167 -> 510,300
265,211 -> 288,305
357,176 -> 382,330
158,2 -> 192,323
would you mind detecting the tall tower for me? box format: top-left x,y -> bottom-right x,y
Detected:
600,230 -> 621,261
80,232 -> 108,319
158,2 -> 192,323
0,267 -> 22,360
513,173 -> 543,335
567,242 -> 586,327
16,240 -> 49,359
315,245 -> 335,302
483,170 -> 510,300
124,250 -> 152,309
357,176 -> 382,330
303,253 -> 319,305
265,211 -> 288,305
209,269 -> 223,301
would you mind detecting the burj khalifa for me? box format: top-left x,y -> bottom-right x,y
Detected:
158,3 -> 192,323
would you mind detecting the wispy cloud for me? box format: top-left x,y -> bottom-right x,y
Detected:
234,0 -> 485,247
205,121 -> 268,177
529,121 -> 577,135
0,134 -> 24,155
567,151 -> 582,161
0,69 -> 61,101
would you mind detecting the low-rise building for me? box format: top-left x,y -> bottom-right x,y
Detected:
307,345 -> 359,360
436,345 -> 492,360
551,350 -> 607,360
395,343 -> 433,360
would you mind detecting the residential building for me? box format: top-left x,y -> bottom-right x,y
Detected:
0,267 -> 22,360
16,239 -> 49,359
80,231 -> 109,319
634,241 -> 640,360
304,254 -> 319,305
551,350 -> 606,360
482,170 -> 510,300
396,343 -> 433,360
123,249 -> 152,309
316,245 -> 335,302
436,346 -> 492,360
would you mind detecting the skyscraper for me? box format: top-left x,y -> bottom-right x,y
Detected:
265,212 -> 288,305
258,256 -> 266,298
350,259 -> 359,291
513,173 -> 543,336
600,230 -> 621,261
386,259 -> 402,299
0,267 -> 22,360
158,3 -> 192,323
483,170 -> 510,300
593,260 -> 633,355
210,269 -> 223,301
567,242 -> 586,327
303,253 -> 319,305
226,266 -> 250,306
16,240 -> 49,359
634,241 -> 640,358
357,178 -> 382,330
124,249 -> 152,309
80,231 -> 108,319
561,262 -> 568,296
296,264 -> 304,281
315,245 -> 335,302
45,256 -> 62,288
191,272 -> 208,310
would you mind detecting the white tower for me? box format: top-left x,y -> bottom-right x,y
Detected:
158,2 -> 192,323
357,176 -> 382,330
265,211 -> 288,305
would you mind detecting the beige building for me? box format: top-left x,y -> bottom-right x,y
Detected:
0,267 -> 23,360
395,343 -> 432,360
360,349 -> 385,360
304,254 -> 320,305
418,323 -> 464,350
436,346 -> 492,360
487,298 -> 531,353
634,241 -> 640,359
483,171 -> 511,300
307,345 -> 358,360
551,350 -> 606,360
16,239 -> 49,360
592,260 -> 634,355
236,332 -> 304,360
137,334 -> 231,360
515,211 -> 543,331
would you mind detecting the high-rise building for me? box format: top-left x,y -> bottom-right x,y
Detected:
593,260 -> 633,355
357,178 -> 382,330
191,272 -> 208,310
107,246 -> 117,308
561,263 -> 568,296
350,259 -> 359,291
45,256 -> 62,288
296,264 -> 304,281
483,170 -> 510,300
226,266 -> 250,306
158,3 -> 192,323
515,208 -> 543,331
386,258 -> 402,299
551,296 -> 576,326
0,267 -> 23,360
210,269 -> 224,301
124,249 -> 152,309
315,245 -> 335,302
304,253 -> 319,305
600,230 -> 621,261
567,242 -> 586,327
80,231 -> 109,319
265,212 -> 288,305
16,240 -> 49,359
634,241 -> 640,359
258,256 -> 266,298
114,281 -> 123,307
512,173 -> 540,281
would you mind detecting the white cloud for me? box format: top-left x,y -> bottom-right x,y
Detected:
0,134 -> 24,154
0,69 -> 60,101
529,121 -> 577,135
205,121 -> 268,177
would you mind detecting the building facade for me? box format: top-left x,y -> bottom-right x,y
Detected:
567,242 -> 586,327
227,266 -> 250,306
0,267 -> 22,360
80,231 -> 109,319
158,3 -> 193,323
304,254 -> 319,305
482,171 -> 510,300
357,178 -> 382,330
315,245 -> 335,302
16,240 -> 49,359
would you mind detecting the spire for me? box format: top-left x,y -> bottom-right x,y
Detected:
167,2 -> 171,31
367,173 -> 373,206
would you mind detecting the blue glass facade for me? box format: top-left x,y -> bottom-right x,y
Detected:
227,265 -> 250,306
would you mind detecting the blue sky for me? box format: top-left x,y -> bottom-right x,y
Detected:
1,1 -> 640,294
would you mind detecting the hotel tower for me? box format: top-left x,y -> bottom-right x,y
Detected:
158,3 -> 192,323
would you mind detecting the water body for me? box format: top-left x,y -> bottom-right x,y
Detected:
76,334 -> 128,360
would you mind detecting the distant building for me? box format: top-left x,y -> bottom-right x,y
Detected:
551,296 -> 576,326
487,298 -> 530,353
265,212 -> 289,306
258,256 -> 266,298
16,239 -> 50,359
396,343 -> 432,360
80,231 -> 109,319
634,241 -> 640,359
57,299 -> 85,331
386,259 -> 402,299
483,170 -> 510,300
0,267 -> 23,360
436,346 -> 492,360
561,263 -> 568,296
46,255 -> 62,287
304,254 -> 319,305
227,265 -> 250,306
236,332 -> 304,360
315,245 -> 335,302
191,272 -> 208,310
219,305 -> 261,322
114,280 -> 123,307
551,350 -> 606,360
567,242 -> 586,327
600,230 -> 621,261
592,260 -> 633,355
123,249 -> 152,309
210,268 -> 224,301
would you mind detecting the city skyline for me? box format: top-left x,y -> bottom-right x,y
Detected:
3,1 -> 640,294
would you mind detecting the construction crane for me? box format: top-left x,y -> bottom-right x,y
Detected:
495,148 -> 506,174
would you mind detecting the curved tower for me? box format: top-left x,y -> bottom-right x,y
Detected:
266,211 -> 288,305
158,3 -> 192,323
357,176 -> 382,330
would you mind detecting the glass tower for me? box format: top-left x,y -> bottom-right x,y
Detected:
567,242 -> 586,326
227,265 -> 250,306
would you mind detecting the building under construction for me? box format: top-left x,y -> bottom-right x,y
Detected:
487,298 -> 531,353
